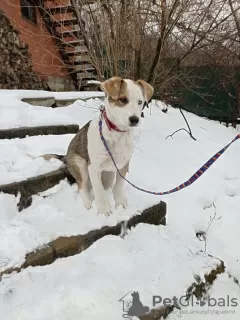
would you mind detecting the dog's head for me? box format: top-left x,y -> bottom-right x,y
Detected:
100,77 -> 154,129
131,291 -> 140,300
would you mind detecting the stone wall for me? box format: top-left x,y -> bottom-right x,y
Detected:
0,10 -> 48,90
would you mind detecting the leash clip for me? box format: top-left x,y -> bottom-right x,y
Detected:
100,103 -> 105,112
99,102 -> 105,120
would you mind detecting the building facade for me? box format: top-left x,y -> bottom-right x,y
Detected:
0,0 -> 97,91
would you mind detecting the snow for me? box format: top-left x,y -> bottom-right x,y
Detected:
87,80 -> 101,84
0,89 -> 104,100
0,91 -> 240,319
168,273 -> 240,319
0,224 -> 222,320
0,90 -> 103,129
0,135 -> 71,185
0,96 -> 102,184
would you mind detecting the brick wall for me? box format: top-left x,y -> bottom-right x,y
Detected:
0,10 -> 48,89
0,0 -> 71,81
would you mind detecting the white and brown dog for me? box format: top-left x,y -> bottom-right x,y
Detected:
45,77 -> 153,215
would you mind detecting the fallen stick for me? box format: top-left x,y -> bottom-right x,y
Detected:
166,108 -> 197,141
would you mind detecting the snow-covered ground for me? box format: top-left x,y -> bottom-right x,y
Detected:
0,90 -> 103,129
0,89 -> 104,100
0,93 -> 102,184
0,135 -> 70,184
0,90 -> 240,319
0,224 -> 228,320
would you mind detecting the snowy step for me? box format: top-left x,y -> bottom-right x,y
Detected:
0,134 -> 73,185
21,96 -> 102,107
0,223 -> 225,319
21,96 -> 56,107
6,100 -> 74,125
0,168 -> 72,208
0,202 -> 166,279
0,124 -> 79,140
0,94 -> 102,130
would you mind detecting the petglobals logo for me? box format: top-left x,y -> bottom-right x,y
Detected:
119,291 -> 150,319
119,292 -> 238,318
152,295 -> 238,308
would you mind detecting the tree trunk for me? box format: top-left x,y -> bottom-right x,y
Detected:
134,49 -> 142,79
147,0 -> 166,83
233,82 -> 240,128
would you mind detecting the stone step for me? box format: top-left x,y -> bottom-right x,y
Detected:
83,0 -> 98,3
0,202 -> 167,279
139,258 -> 225,319
52,18 -> 78,27
45,5 -> 75,15
0,124 -> 79,140
66,50 -> 90,57
57,30 -> 82,38
65,44 -> 88,51
75,71 -> 96,79
0,168 -> 75,212
71,60 -> 93,65
67,63 -> 95,72
61,39 -> 85,48
66,48 -> 89,56
21,96 -> 103,108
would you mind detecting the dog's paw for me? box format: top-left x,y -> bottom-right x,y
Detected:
101,209 -> 112,216
81,193 -> 93,210
115,195 -> 128,209
97,200 -> 112,216
84,201 -> 92,210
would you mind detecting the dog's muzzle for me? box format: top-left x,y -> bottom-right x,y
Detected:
129,116 -> 139,126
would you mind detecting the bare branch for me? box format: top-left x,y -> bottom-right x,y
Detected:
166,108 -> 197,141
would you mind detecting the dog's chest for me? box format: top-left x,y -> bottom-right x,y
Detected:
88,120 -> 134,171
100,133 -> 133,171
110,133 -> 133,160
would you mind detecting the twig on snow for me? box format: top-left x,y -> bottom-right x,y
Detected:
166,108 -> 197,141
197,203 -> 222,253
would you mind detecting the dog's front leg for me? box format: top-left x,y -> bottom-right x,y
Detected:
113,162 -> 129,209
88,165 -> 111,216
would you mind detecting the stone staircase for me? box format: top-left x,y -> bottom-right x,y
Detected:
38,0 -> 98,90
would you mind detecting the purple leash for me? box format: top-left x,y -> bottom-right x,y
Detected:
99,115 -> 240,195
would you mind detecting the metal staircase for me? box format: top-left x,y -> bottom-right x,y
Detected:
38,0 -> 98,90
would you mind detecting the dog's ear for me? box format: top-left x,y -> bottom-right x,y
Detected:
137,80 -> 154,102
100,77 -> 123,100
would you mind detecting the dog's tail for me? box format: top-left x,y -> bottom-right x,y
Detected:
41,154 -> 65,162
27,153 -> 66,163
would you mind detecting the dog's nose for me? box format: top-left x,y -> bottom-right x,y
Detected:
129,116 -> 139,126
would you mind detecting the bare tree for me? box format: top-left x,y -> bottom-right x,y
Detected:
6,0 -> 240,97
76,0 -> 240,97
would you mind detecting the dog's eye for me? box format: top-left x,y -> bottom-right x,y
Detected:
119,97 -> 128,104
138,100 -> 143,105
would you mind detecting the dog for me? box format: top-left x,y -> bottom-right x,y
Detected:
43,77 -> 153,215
